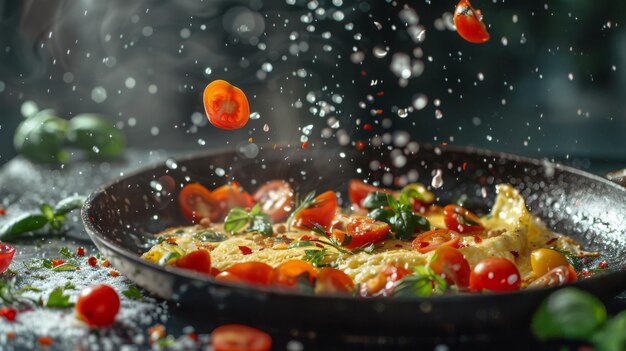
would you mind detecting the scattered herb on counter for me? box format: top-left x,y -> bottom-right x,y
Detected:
224,204 -> 273,236
363,193 -> 430,239
122,286 -> 143,300
0,195 -> 85,241
0,276 -> 38,308
45,287 -> 73,308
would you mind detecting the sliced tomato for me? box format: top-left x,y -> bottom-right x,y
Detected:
443,204 -> 484,233
429,246 -> 471,289
203,80 -> 250,130
314,268 -> 354,295
178,183 -> 222,223
222,262 -> 273,286
360,263 -> 412,297
173,249 -> 212,275
527,265 -> 577,289
348,179 -> 390,207
215,271 -> 243,283
293,191 -> 337,230
331,217 -> 389,249
454,0 -> 490,44
211,324 -> 272,351
269,260 -> 317,288
253,180 -> 293,223
469,257 -> 521,292
212,183 -> 255,214
412,229 -> 460,254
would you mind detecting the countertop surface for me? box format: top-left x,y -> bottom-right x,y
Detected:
0,149 -> 624,351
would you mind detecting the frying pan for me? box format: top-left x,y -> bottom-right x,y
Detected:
81,143 -> 626,334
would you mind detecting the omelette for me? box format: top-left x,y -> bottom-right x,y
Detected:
142,182 -> 594,296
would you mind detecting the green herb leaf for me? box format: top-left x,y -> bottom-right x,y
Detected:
532,287 -> 606,340
288,241 -> 315,249
52,263 -> 78,272
59,247 -> 73,258
0,214 -> 49,241
303,249 -> 333,267
63,282 -> 75,290
192,230 -> 228,242
18,286 -> 42,294
158,252 -> 181,266
249,203 -> 261,217
248,214 -> 273,236
224,208 -> 250,233
41,204 -> 55,220
54,195 -> 86,216
361,192 -> 389,209
46,287 -> 73,308
591,310 -> 626,351
287,191 -> 316,230
392,265 -> 447,297
367,208 -> 394,222
122,286 -> 143,300
42,259 -> 53,269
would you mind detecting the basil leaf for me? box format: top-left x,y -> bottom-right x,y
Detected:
54,195 -> 86,216
41,204 -> 55,220
0,214 -> 49,241
249,203 -> 261,217
52,263 -> 78,272
192,230 -> 228,242
42,259 -> 53,269
288,241 -> 315,249
59,247 -> 73,258
361,192 -> 390,209
46,287 -> 73,308
367,208 -> 394,222
389,210 -> 414,240
122,286 -> 142,300
248,214 -> 273,236
591,310 -> 626,351
392,266 -> 446,297
532,288 -> 606,340
224,208 -> 249,233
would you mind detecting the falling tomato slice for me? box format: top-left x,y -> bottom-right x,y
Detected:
178,183 -> 222,223
253,180 -> 294,223
203,80 -> 250,130
211,324 -> 272,351
454,0 -> 490,44
212,183 -> 255,215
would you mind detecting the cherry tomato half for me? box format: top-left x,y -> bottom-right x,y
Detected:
253,180 -> 293,223
211,183 -> 255,216
429,246 -> 471,289
269,260 -> 317,288
348,179 -> 390,207
293,191 -> 338,230
220,262 -> 273,286
443,204 -> 484,233
412,229 -> 460,254
178,183 -> 222,223
203,80 -> 250,130
76,284 -> 120,327
173,249 -> 212,275
332,217 -> 389,249
528,265 -> 577,289
0,243 -> 16,274
530,248 -> 570,277
454,0 -> 490,44
211,324 -> 272,351
360,263 -> 412,297
314,268 -> 354,295
469,257 -> 521,292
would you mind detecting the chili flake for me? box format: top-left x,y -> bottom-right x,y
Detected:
6,331 -> 16,340
598,260 -> 608,269
238,246 -> 253,255
148,324 -> 166,343
101,260 -> 111,267
0,307 -> 17,321
545,238 -> 558,246
510,251 -> 520,258
37,336 -> 53,346
109,271 -> 120,277
51,259 -> 65,268
0,208 -> 6,216
87,256 -> 97,267
76,247 -> 85,257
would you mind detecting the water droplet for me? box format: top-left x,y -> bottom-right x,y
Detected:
262,62 -> 273,72
250,112 -> 261,120
263,123 -> 270,132
477,72 -> 484,81
204,67 -> 212,76
435,109 -> 443,119
397,109 -> 408,118
431,169 -> 443,188
150,126 -> 160,136
197,139 -> 206,146
412,94 -> 428,110
302,124 -> 314,135
567,73 -> 574,81
148,84 -> 158,94
91,86 -> 107,103
373,46 -> 389,58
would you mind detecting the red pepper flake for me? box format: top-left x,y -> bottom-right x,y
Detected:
0,307 -> 17,321
0,208 -> 6,216
75,267 -> 80,271
462,162 -> 468,171
6,331 -> 16,340
473,235 -> 482,244
315,243 -> 324,248
545,238 -> 558,246
598,260 -> 608,269
76,247 -> 85,257
301,141 -> 308,150
101,260 -> 111,267
51,259 -> 64,268
581,268 -> 591,278
363,123 -> 372,131
418,241 -> 429,248
355,140 -> 365,151
395,244 -> 403,248
37,336 -> 53,346
109,271 -> 120,277
299,235 -> 311,241
376,91 -> 384,97
87,256 -> 97,267
238,246 -> 253,255
187,331 -> 198,342
510,251 -> 520,258
375,109 -> 383,115
164,237 -> 178,245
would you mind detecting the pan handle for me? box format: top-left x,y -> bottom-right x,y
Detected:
607,169 -> 626,187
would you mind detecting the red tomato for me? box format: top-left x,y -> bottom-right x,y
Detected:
454,0 -> 490,44
211,324 -> 272,351
0,243 -> 16,274
412,229 -> 460,254
269,260 -> 317,288
215,271 -> 243,283
360,263 -> 412,297
469,257 -> 521,292
212,183 -> 255,215
443,204 -> 484,233
293,191 -> 338,230
527,265 -> 577,289
222,262 -> 273,286
348,179 -> 390,207
178,183 -> 222,223
253,180 -> 294,223
76,284 -> 120,327
314,268 -> 354,295
173,249 -> 212,275
332,217 -> 389,249
429,246 -> 471,289
203,80 -> 250,130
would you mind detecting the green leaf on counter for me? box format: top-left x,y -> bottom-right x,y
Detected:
59,247 -> 73,258
54,195 -> 86,216
46,287 -> 73,308
0,214 -> 49,241
122,286 -> 142,300
52,263 -> 78,272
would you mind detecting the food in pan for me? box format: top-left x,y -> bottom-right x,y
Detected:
142,179 -> 600,296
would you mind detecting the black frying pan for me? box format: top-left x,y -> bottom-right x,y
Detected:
81,144 -> 626,334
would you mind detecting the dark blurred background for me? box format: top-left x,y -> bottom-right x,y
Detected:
0,0 -> 624,169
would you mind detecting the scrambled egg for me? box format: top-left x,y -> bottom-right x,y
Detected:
142,184 -> 582,285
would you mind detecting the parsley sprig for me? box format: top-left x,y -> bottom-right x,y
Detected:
364,193 -> 430,239
306,223 -> 377,255
223,204 -> 273,236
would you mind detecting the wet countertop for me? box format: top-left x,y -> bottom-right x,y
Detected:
0,149 -> 624,351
